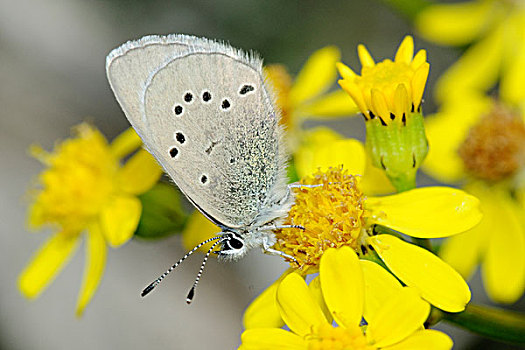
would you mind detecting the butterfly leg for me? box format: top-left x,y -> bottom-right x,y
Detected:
288,182 -> 342,190
257,224 -> 305,231
261,237 -> 298,263
287,183 -> 324,189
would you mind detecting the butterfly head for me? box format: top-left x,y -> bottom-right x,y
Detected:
217,231 -> 247,260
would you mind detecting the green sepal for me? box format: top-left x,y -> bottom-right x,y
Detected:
365,111 -> 428,192
134,182 -> 188,239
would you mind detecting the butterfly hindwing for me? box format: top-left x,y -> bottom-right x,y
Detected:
142,45 -> 286,228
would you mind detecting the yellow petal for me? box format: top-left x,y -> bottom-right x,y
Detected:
243,269 -> 294,329
500,32 -> 525,106
415,0 -> 493,46
435,29 -> 503,102
339,79 -> 369,116
368,235 -> 471,312
110,127 -> 143,159
478,186 -> 525,303
320,247 -> 363,328
76,223 -> 107,316
410,50 -> 427,70
439,230 -> 486,281
360,259 -> 403,321
411,62 -> 430,109
277,273 -> 327,336
18,231 -> 80,299
395,36 -> 414,65
299,90 -> 358,118
289,46 -> 340,106
366,287 -> 430,348
386,329 -> 453,350
308,276 -> 333,324
367,187 -> 482,238
100,195 -> 142,247
240,328 -> 306,350
393,84 -> 409,120
295,137 -> 366,180
118,148 -> 163,195
358,44 -> 375,68
336,62 -> 357,80
182,211 -> 221,252
371,89 -> 390,121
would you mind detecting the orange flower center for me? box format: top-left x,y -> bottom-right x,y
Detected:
458,104 -> 525,182
307,324 -> 375,350
273,167 -> 367,273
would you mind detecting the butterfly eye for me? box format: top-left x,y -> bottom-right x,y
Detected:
226,237 -> 244,250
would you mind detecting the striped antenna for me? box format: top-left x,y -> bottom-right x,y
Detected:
141,234 -> 224,297
186,237 -> 227,304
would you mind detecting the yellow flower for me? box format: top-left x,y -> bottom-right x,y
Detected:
337,35 -> 429,125
265,46 -> 358,151
424,91 -> 525,303
415,0 -> 525,104
425,93 -> 525,183
243,166 -> 481,329
337,36 -> 430,191
19,124 -> 162,315
240,247 -> 453,350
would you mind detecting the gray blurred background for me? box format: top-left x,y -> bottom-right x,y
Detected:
1,0 -> 522,349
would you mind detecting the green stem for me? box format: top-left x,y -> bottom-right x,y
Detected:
441,303 -> 525,345
389,175 -> 416,193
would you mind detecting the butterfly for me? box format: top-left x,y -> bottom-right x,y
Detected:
106,34 -> 302,302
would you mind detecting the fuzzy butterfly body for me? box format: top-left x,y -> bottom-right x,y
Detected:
106,34 -> 296,299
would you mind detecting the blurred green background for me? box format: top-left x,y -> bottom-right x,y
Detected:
1,0 -> 521,349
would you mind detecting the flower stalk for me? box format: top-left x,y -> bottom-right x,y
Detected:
442,304 -> 525,345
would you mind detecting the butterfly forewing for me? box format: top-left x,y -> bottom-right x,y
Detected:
142,51 -> 282,228
106,36 -> 200,138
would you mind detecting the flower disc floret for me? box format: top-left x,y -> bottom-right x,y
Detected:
458,104 -> 525,182
273,167 -> 366,272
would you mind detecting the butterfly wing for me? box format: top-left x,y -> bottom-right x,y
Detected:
106,34 -> 205,139
107,35 -> 289,229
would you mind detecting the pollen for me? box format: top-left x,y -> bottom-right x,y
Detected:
307,324 -> 374,350
458,104 -> 525,182
273,167 -> 366,273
